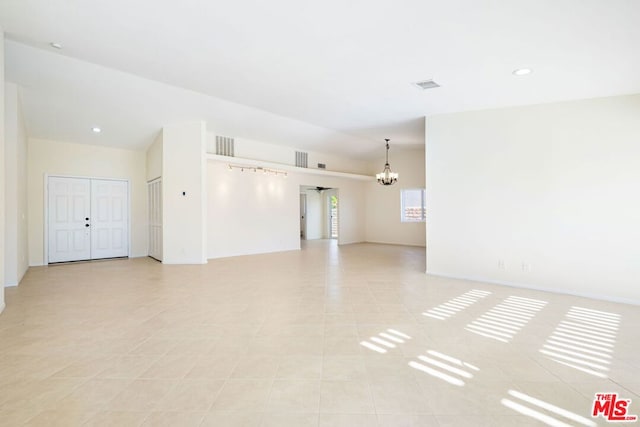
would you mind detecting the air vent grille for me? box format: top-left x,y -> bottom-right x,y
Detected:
295,151 -> 308,168
413,79 -> 441,90
215,136 -> 235,157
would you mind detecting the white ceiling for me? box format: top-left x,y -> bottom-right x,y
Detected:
2,0 -> 640,157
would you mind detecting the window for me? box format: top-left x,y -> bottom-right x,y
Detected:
401,188 -> 426,222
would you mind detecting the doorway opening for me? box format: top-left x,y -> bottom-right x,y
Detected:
330,193 -> 338,239
299,186 -> 339,241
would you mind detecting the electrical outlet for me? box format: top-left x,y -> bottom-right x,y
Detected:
521,262 -> 532,272
498,260 -> 506,270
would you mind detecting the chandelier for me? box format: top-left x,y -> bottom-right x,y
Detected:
376,139 -> 398,185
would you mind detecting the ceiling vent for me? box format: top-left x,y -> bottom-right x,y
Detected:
215,135 -> 235,157
295,151 -> 308,168
413,79 -> 441,90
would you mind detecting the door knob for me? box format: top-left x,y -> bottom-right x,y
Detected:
85,224 -> 90,227
85,217 -> 89,221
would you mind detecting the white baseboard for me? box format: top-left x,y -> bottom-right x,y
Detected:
426,270 -> 640,306
365,240 -> 426,248
0,302 -> 5,314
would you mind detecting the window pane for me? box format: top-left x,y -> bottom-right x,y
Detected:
401,189 -> 425,222
404,190 -> 422,207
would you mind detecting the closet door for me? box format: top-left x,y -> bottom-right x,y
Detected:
90,179 -> 129,259
48,177 -> 92,263
148,179 -> 163,261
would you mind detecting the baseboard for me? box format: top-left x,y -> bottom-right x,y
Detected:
425,270 -> 640,306
364,240 -> 426,248
207,244 -> 301,261
0,302 -> 5,315
335,240 -> 364,246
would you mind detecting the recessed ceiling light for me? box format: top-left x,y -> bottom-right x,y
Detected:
50,42 -> 62,49
513,68 -> 532,76
92,127 -> 102,133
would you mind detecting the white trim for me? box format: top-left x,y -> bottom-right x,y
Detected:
43,173 -> 49,265
0,302 -> 5,314
146,178 -> 163,261
366,240 -> 426,248
206,153 -> 373,181
425,270 -> 640,307
126,179 -> 131,258
44,174 -> 131,264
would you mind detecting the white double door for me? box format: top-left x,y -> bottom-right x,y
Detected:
48,176 -> 129,263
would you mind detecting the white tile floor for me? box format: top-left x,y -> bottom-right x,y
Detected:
0,240 -> 638,426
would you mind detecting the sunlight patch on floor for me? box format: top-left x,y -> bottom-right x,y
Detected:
360,328 -> 412,354
501,389 -> 597,427
422,289 -> 491,320
409,349 -> 477,386
465,296 -> 547,342
540,306 -> 620,378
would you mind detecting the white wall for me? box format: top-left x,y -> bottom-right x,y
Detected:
207,160 -> 367,259
162,122 -> 207,264
146,132 -> 163,181
0,28 -> 5,312
426,94 -> 640,304
206,134 -> 370,175
27,138 -> 148,265
4,82 -> 28,286
365,147 -> 426,247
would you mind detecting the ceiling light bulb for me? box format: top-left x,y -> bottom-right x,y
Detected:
513,68 -> 532,76
50,42 -> 62,49
92,127 -> 102,133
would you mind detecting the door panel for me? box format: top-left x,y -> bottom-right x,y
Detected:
91,179 -> 129,259
48,177 -> 91,262
300,193 -> 307,239
148,179 -> 163,261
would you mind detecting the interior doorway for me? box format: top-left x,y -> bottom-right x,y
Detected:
329,192 -> 338,239
47,176 -> 129,263
299,185 -> 338,241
